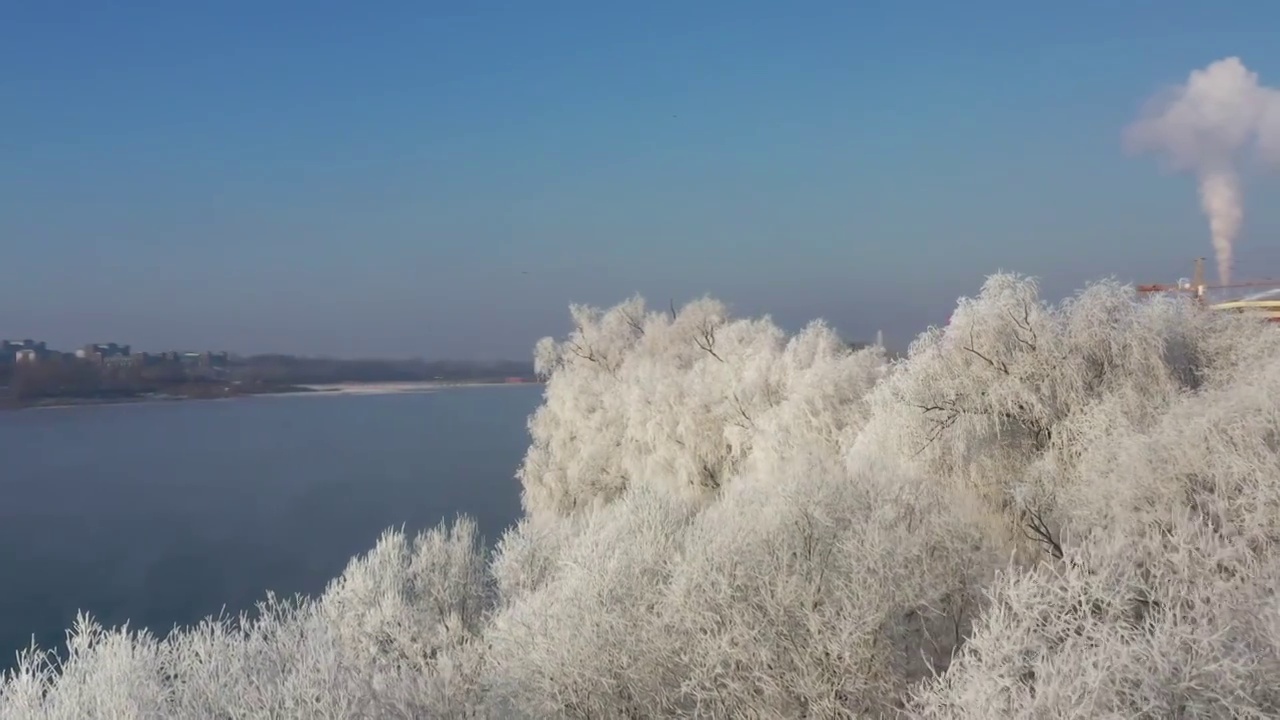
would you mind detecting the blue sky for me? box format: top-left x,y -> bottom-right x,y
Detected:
3,1 -> 1279,358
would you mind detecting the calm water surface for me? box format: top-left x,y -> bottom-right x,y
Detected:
0,385 -> 541,666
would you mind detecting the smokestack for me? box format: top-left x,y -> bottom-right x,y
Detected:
1125,57 -> 1280,286
875,329 -> 884,349
1193,257 -> 1206,302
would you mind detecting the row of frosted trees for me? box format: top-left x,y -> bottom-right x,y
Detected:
5,273 -> 1280,718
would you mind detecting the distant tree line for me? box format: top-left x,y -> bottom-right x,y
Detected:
0,356 -> 239,407
229,355 -> 535,385
0,355 -> 536,408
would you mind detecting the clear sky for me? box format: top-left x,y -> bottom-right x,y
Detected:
4,1 -> 1280,359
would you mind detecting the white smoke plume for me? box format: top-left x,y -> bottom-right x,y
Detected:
1126,57 -> 1280,285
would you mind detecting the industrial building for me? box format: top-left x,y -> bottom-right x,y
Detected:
1139,258 -> 1280,323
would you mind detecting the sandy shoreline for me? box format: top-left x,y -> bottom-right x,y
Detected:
290,381 -> 537,396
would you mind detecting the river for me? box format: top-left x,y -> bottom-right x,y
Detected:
0,385 -> 541,667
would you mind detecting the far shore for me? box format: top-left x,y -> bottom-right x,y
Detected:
7,380 -> 541,412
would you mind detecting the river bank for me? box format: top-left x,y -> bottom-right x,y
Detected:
3,380 -> 540,411
4,384 -> 314,411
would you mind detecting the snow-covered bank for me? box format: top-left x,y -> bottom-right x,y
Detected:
5,275 -> 1280,718
296,381 -> 537,396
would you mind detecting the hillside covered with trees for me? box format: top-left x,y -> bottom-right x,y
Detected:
4,273 -> 1279,718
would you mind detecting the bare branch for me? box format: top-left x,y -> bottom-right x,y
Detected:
695,320 -> 725,363
964,327 -> 1009,374
1006,300 -> 1038,352
622,309 -> 645,336
1021,508 -> 1064,560
731,391 -> 755,429
566,340 -> 599,364
911,400 -> 962,455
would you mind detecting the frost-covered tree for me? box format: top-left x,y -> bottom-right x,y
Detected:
6,272 -> 1280,719
519,295 -> 887,522
0,518 -> 490,719
857,274 -> 1246,563
905,279 -> 1280,718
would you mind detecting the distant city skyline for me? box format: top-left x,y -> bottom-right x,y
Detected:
4,2 -> 1280,358
0,337 -> 230,364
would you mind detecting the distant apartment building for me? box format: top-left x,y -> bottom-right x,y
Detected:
77,343 -> 140,368
137,351 -> 179,366
2,340 -> 231,370
178,351 -> 229,369
133,350 -> 230,371
104,354 -> 142,368
77,343 -> 131,361
1,339 -> 49,363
